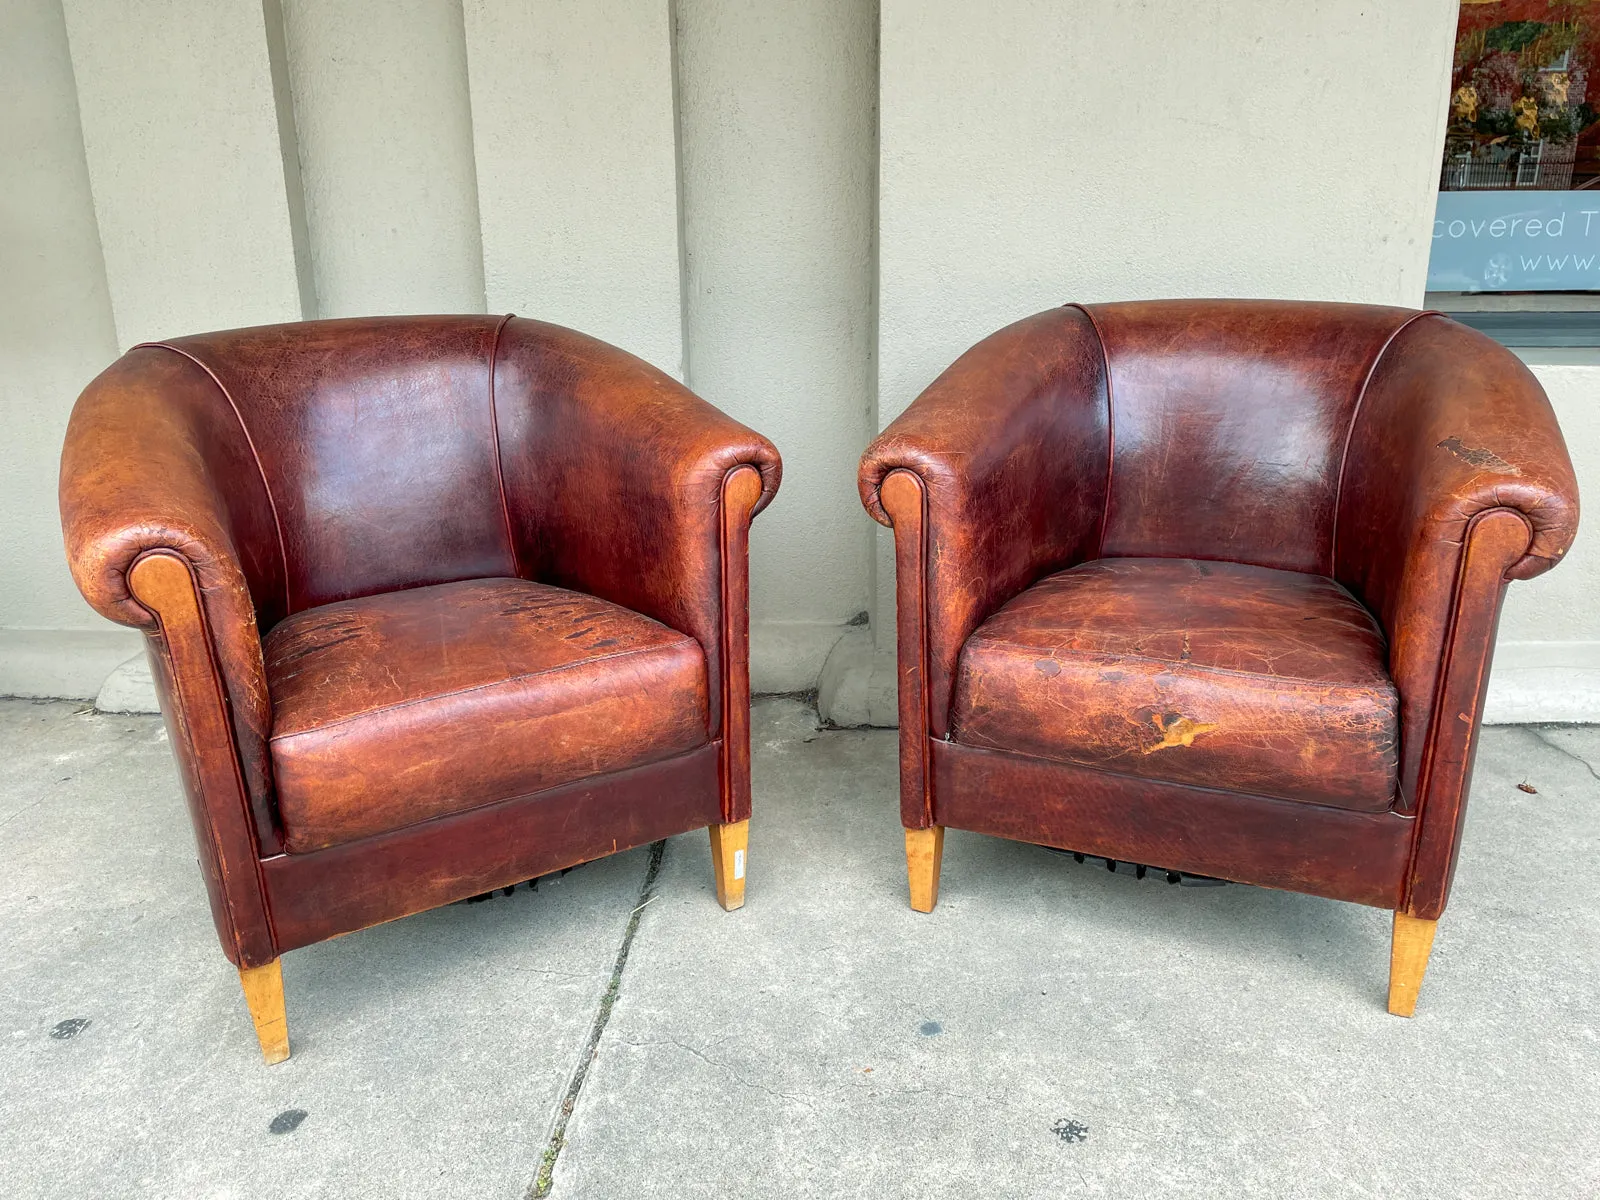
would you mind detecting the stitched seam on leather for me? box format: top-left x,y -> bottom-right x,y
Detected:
138,342 -> 294,616
1328,310 -> 1442,576
1068,303 -> 1115,558
486,313 -> 518,576
268,637 -> 702,741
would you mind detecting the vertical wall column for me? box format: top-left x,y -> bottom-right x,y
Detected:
0,0 -> 132,697
463,0 -> 684,378
279,0 -> 486,317
676,0 -> 878,694
61,0 -> 313,348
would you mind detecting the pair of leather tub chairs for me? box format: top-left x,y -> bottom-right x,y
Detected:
59,301 -> 1578,1063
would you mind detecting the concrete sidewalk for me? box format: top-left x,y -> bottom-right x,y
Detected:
0,698 -> 1595,1198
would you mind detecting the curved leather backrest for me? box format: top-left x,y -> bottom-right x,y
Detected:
1082,299 -> 1426,574
151,316 -> 516,629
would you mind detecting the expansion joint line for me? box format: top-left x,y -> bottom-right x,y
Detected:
529,839 -> 667,1199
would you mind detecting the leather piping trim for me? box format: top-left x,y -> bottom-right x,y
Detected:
718,465 -> 742,742
882,468 -> 934,824
486,313 -> 519,576
136,342 -> 293,616
1067,303 -> 1116,558
268,635 -> 702,741
128,548 -> 277,956
1328,310 -> 1442,575
716,463 -> 763,821
1404,504 -> 1534,827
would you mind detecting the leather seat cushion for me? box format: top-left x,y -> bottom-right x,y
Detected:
265,578 -> 709,852
950,558 -> 1399,811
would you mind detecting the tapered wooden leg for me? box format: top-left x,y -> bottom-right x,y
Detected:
905,826 -> 945,913
238,960 -> 290,1064
709,820 -> 749,911
1388,912 -> 1438,1018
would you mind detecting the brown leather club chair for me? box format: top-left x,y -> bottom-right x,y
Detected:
60,315 -> 780,1063
860,300 -> 1578,1017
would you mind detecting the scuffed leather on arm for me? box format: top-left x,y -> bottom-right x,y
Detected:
491,319 -> 781,731
858,305 -> 1111,734
1334,315 -> 1578,803
59,347 -> 280,805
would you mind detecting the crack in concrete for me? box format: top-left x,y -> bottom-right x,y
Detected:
621,1036 -> 817,1109
527,839 -> 666,1199
1528,727 -> 1600,784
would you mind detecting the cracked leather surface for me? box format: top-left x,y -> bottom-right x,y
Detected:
951,558 -> 1399,811
265,578 -> 708,852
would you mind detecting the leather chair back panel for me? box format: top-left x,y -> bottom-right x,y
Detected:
157,317 -> 517,624
1086,300 -> 1418,574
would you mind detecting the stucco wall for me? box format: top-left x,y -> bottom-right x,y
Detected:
60,0 -> 313,348
464,0 -> 684,378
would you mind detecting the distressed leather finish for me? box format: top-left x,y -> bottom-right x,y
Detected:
1334,316 -> 1578,811
59,315 -> 779,969
862,299 -> 1577,922
493,319 -> 780,732
1089,300 -> 1418,572
951,558 -> 1398,812
860,306 -> 1109,737
266,578 -> 708,853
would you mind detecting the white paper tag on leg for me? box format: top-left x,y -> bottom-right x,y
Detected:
733,849 -> 745,880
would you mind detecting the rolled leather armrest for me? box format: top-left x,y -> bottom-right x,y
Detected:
1334,314 -> 1579,807
857,305 -> 1112,734
59,346 -> 278,808
491,319 -> 781,730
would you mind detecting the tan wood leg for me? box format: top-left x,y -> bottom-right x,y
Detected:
238,959 -> 290,1064
709,820 -> 749,911
905,826 -> 945,913
1387,912 -> 1439,1018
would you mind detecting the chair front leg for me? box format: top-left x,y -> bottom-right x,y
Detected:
709,820 -> 749,911
238,959 -> 290,1064
1387,912 -> 1438,1017
905,826 -> 945,913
